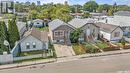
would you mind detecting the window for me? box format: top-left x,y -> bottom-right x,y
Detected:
114,32 -> 120,37
54,30 -> 64,37
26,43 -> 30,49
33,42 -> 36,48
37,22 -> 39,24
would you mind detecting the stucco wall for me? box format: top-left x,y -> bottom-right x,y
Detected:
81,24 -> 99,41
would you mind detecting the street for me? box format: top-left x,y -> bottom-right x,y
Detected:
1,53 -> 130,73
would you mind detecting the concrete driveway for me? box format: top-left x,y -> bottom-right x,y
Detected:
54,44 -> 75,58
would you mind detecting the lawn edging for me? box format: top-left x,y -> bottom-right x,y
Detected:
78,49 -> 130,59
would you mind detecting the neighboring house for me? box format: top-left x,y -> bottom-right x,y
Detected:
32,19 -> 44,28
49,19 -> 75,45
68,18 -> 99,42
98,11 -> 130,36
95,22 -> 123,42
20,28 -> 48,52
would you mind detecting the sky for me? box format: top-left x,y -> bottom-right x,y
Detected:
14,0 -> 130,5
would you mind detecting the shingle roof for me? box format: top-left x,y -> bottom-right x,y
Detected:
49,19 -> 74,31
114,11 -> 130,16
68,18 -> 95,28
22,28 -> 48,42
95,22 -> 120,33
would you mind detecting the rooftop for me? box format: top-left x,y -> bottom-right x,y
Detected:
22,28 -> 48,42
114,11 -> 130,16
68,18 -> 95,28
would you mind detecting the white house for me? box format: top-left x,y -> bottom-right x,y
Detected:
95,22 -> 123,42
98,11 -> 130,36
20,28 -> 48,52
32,19 -> 44,28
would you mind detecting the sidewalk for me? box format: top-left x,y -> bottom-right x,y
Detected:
0,58 -> 56,70
1,49 -> 130,70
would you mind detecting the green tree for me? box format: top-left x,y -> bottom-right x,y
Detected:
8,18 -> 20,49
97,4 -> 110,12
83,1 -> 98,12
70,28 -> 82,43
108,7 -> 114,16
83,12 -> 91,18
0,21 -> 9,54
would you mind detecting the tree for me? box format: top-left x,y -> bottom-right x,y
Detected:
83,1 -> 98,12
70,28 -> 82,43
108,7 -> 114,16
97,4 -> 110,12
83,12 -> 91,18
0,21 -> 9,54
8,18 -> 20,49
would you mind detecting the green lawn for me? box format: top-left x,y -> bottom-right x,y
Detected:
96,41 -> 108,49
72,43 -> 86,55
37,27 -> 49,32
17,50 -> 46,57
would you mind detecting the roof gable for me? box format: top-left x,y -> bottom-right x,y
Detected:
95,22 -> 121,33
49,19 -> 75,31
20,28 -> 48,43
68,18 -> 95,28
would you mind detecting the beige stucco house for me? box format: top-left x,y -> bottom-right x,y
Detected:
68,18 -> 99,42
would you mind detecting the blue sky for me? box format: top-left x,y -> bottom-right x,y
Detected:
14,0 -> 130,5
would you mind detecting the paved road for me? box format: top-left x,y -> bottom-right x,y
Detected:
1,53 -> 130,73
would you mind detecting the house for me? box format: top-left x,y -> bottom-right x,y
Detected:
98,11 -> 130,36
49,19 -> 75,45
32,19 -> 44,28
95,22 -> 123,42
68,18 -> 99,42
20,28 -> 48,52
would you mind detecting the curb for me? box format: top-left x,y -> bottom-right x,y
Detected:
0,60 -> 56,70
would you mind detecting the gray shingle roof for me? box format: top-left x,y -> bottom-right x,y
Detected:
49,19 -> 74,31
95,22 -> 120,33
22,28 -> 48,42
114,11 -> 130,16
68,18 -> 95,28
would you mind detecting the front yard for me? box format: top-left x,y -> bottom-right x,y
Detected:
72,40 -> 122,55
72,43 -> 86,55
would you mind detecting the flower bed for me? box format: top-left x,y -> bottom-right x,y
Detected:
85,43 -> 100,53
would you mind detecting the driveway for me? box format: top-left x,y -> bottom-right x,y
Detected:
54,44 -> 75,58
